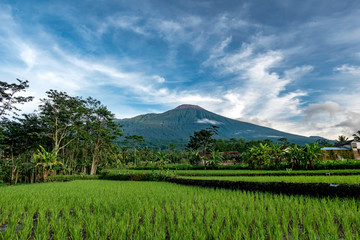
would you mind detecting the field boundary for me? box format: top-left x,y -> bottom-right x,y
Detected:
43,173 -> 360,198
167,177 -> 360,198
176,172 -> 360,177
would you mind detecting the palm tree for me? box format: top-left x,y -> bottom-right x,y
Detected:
155,151 -> 167,175
336,135 -> 349,143
353,130 -> 360,142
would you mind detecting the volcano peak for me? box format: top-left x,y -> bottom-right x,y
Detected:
174,104 -> 204,110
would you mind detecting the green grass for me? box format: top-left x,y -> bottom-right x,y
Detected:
1,180 -> 360,239
103,168 -> 360,176
177,175 -> 360,184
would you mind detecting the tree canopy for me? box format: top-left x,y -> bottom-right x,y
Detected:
0,79 -> 33,118
0,81 -> 124,183
186,125 -> 219,153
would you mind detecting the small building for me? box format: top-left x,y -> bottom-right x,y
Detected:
321,140 -> 360,160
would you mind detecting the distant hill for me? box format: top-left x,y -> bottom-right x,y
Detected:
116,104 -> 323,148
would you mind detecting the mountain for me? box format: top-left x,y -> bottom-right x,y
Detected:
116,104 -> 323,148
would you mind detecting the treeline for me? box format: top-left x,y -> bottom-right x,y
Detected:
0,80 -> 122,184
1,79 -> 359,185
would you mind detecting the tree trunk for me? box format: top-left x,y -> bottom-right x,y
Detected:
81,165 -> 86,174
90,155 -> 97,175
43,167 -> 48,182
14,169 -> 19,185
10,165 -> 16,185
160,161 -> 163,175
35,168 -> 41,182
31,168 -> 34,184
90,137 -> 100,175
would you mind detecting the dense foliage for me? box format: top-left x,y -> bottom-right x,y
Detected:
0,83 -> 122,184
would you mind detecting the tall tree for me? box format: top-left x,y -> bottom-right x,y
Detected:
0,79 -> 33,118
186,125 -> 219,153
83,97 -> 123,175
38,90 -> 85,156
123,135 -> 144,166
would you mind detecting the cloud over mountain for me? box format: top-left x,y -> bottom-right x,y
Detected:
1,0 -> 359,139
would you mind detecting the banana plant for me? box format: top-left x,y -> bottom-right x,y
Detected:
304,143 -> 322,169
207,149 -> 223,169
33,145 -> 62,182
285,145 -> 304,169
248,143 -> 269,169
189,150 -> 201,165
270,143 -> 284,169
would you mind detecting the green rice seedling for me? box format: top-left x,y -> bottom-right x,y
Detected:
1,216 -> 17,240
1,180 -> 360,239
50,216 -> 68,239
68,219 -> 83,240
302,214 -> 317,240
33,211 -> 50,240
17,211 -> 34,240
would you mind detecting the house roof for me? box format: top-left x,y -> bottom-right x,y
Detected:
321,147 -> 349,151
334,139 -> 354,147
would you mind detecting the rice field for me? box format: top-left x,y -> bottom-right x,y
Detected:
1,180 -> 360,239
177,175 -> 360,184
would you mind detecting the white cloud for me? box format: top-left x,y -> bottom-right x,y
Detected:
204,36 -> 307,122
0,9 -> 224,119
197,20 -> 360,140
1,2 -> 359,141
303,101 -> 343,121
158,20 -> 182,34
284,65 -> 314,80
334,64 -> 360,76
236,117 -> 273,128
97,15 -> 147,36
335,111 -> 360,128
196,118 -> 223,125
19,44 -> 37,70
137,89 -> 222,110
210,13 -> 258,36
153,75 -> 166,83
0,5 -> 187,115
201,35 -> 325,137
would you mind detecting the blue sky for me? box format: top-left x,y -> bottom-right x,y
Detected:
1,0 -> 360,139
